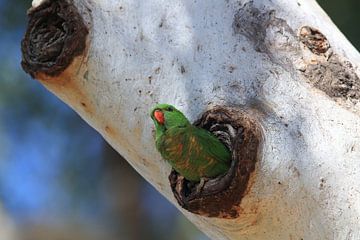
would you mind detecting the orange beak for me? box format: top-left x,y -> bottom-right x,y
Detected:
154,110 -> 165,125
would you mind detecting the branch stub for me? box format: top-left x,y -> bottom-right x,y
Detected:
21,0 -> 88,78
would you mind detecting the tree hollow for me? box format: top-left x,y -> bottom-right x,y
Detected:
169,106 -> 263,219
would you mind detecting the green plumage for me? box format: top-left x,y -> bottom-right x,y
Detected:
150,104 -> 231,182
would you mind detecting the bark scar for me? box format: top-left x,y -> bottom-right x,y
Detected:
21,0 -> 88,78
302,54 -> 360,100
299,26 -> 330,55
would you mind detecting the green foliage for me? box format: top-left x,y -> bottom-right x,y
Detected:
318,0 -> 360,50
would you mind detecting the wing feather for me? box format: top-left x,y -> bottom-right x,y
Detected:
189,126 -> 231,164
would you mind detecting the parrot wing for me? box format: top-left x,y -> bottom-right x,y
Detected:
156,126 -> 187,160
156,125 -> 231,181
190,126 -> 231,165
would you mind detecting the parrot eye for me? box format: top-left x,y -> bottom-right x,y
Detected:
167,107 -> 174,112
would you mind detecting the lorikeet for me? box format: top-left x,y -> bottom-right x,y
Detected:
150,104 -> 231,182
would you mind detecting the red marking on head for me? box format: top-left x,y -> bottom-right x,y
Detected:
154,110 -> 165,125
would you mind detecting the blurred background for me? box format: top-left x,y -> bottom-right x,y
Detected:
0,0 -> 358,239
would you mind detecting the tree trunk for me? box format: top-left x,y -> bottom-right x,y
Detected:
21,0 -> 360,239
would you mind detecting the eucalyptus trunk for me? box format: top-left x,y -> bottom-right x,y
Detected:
21,0 -> 360,239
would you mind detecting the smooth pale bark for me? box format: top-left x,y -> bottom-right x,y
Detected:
26,0 -> 360,239
0,206 -> 19,240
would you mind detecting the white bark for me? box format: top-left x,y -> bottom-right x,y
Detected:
27,0 -> 360,239
0,206 -> 19,240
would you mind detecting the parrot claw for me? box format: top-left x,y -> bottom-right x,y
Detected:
209,123 -> 238,150
195,177 -> 210,193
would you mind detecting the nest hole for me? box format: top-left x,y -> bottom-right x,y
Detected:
169,106 -> 262,218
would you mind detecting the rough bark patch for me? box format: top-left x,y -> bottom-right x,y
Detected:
302,54 -> 360,100
232,2 -> 359,105
299,26 -> 330,55
233,2 -> 272,53
232,1 -> 295,54
169,106 -> 262,219
21,0 -> 88,78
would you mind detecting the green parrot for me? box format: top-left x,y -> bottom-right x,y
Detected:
150,104 -> 231,182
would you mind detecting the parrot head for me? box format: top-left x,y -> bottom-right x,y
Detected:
150,104 -> 190,131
